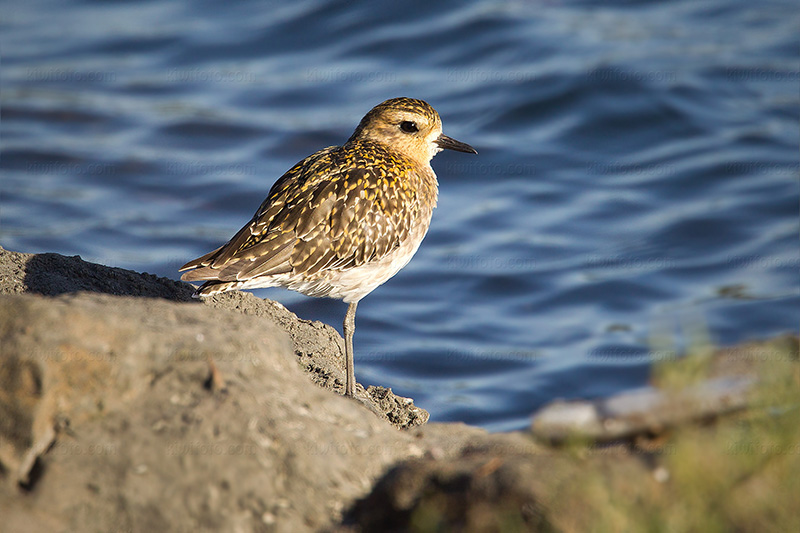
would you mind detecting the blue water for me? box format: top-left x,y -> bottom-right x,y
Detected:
2,0 -> 798,431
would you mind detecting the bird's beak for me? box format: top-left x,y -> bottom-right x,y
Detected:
436,134 -> 477,154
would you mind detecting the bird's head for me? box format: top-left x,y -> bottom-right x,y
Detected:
349,97 -> 476,166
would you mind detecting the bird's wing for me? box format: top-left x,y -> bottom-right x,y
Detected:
180,144 -> 419,283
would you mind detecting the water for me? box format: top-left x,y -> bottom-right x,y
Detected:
2,0 -> 798,431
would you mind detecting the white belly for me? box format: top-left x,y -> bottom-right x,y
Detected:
238,214 -> 431,303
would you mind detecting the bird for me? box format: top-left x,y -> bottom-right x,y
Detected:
179,97 -> 476,397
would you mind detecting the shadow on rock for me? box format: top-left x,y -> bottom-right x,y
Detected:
12,248 -> 195,300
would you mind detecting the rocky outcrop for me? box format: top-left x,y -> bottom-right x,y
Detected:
0,246 -> 428,429
0,292 -> 424,532
0,246 -> 429,531
1,246 -> 797,532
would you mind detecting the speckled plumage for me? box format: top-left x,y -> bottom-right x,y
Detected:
180,97 -> 476,396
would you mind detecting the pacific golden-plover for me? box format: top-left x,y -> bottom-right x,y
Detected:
180,97 -> 476,397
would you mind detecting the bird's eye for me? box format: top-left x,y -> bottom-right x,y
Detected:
400,121 -> 418,133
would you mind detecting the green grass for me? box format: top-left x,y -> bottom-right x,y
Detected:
549,336 -> 800,532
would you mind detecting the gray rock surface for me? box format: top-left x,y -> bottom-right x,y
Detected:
1,246 -> 795,532
342,427 -> 556,532
0,246 -> 428,429
204,291 -> 429,428
0,246 -> 432,531
531,375 -> 755,444
0,292 -> 425,532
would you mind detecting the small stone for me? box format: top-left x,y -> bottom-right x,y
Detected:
653,466 -> 670,483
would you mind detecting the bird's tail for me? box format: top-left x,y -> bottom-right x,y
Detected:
191,280 -> 245,299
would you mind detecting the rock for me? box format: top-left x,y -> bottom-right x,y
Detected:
0,292 -> 423,531
344,427 -> 555,532
0,245 -> 428,531
530,336 -> 799,444
1,246 -> 797,532
0,246 -> 428,429
530,375 -> 755,444
341,337 -> 800,532
0,246 -> 194,300
202,291 -> 429,429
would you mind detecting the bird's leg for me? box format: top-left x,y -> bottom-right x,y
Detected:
343,301 -> 358,397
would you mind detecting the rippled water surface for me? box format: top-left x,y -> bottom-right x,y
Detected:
3,0 -> 798,430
